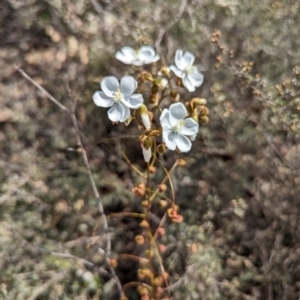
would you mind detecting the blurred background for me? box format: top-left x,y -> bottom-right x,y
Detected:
1,0 -> 300,299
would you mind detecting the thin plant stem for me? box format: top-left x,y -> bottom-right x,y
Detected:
149,159 -> 178,202
16,66 -> 124,298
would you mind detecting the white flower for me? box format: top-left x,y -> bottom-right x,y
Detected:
170,49 -> 204,92
93,76 -> 143,122
115,46 -> 160,66
160,102 -> 199,153
157,77 -> 169,89
142,145 -> 152,162
141,112 -> 151,130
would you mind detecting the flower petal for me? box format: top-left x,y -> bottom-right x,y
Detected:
160,108 -> 177,128
175,134 -> 192,152
115,47 -> 136,64
101,76 -> 119,97
107,103 -> 124,122
162,129 -> 176,151
160,109 -> 171,128
142,146 -> 152,163
182,76 -> 196,92
139,46 -> 159,64
175,49 -> 186,70
189,67 -> 204,87
183,51 -> 195,68
120,76 -> 137,97
169,102 -> 187,120
170,65 -> 185,78
120,104 -> 130,122
132,60 -> 144,66
151,54 -> 160,63
190,133 -> 197,141
123,94 -> 143,109
93,91 -> 114,107
180,118 -> 199,135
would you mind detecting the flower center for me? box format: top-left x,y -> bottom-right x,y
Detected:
135,49 -> 141,61
113,89 -> 123,103
172,120 -> 185,134
186,66 -> 195,75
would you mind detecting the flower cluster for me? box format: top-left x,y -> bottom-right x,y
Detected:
92,45 -> 207,161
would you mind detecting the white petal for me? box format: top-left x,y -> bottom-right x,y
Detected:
180,118 -> 199,135
115,47 -> 135,64
151,54 -> 160,63
141,113 -> 151,129
120,105 -> 130,122
160,109 -> 171,128
183,76 -> 196,92
101,76 -> 119,97
190,133 -> 197,141
131,60 -> 144,66
120,76 -> 137,97
175,134 -> 192,152
189,68 -> 204,87
160,108 -> 177,128
93,91 -> 114,107
139,46 -> 159,64
163,129 -> 176,151
142,146 -> 152,163
169,102 -> 187,120
183,51 -> 195,68
175,49 -> 186,70
107,103 -> 124,122
140,46 -> 155,56
123,94 -> 143,109
170,65 -> 185,78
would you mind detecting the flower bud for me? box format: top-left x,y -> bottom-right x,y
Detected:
137,105 -> 151,129
157,143 -> 166,154
170,89 -> 180,102
199,106 -> 209,117
191,97 -> 207,106
139,220 -> 150,228
138,287 -> 149,296
176,77 -> 183,87
145,250 -> 154,259
149,166 -> 157,173
153,276 -> 164,286
158,244 -> 167,253
138,71 -> 153,82
177,158 -> 187,166
141,200 -> 151,208
135,235 -> 145,245
142,137 -> 152,163
156,227 -> 166,236
167,208 -> 177,218
172,214 -> 184,223
159,200 -> 168,208
159,66 -> 170,76
158,183 -> 167,192
143,137 -> 153,150
199,115 -> 209,125
154,78 -> 168,89
132,183 -> 146,196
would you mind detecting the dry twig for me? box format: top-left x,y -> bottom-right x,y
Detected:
16,66 -> 124,297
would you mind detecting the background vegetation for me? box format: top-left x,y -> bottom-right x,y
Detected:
1,0 -> 300,299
